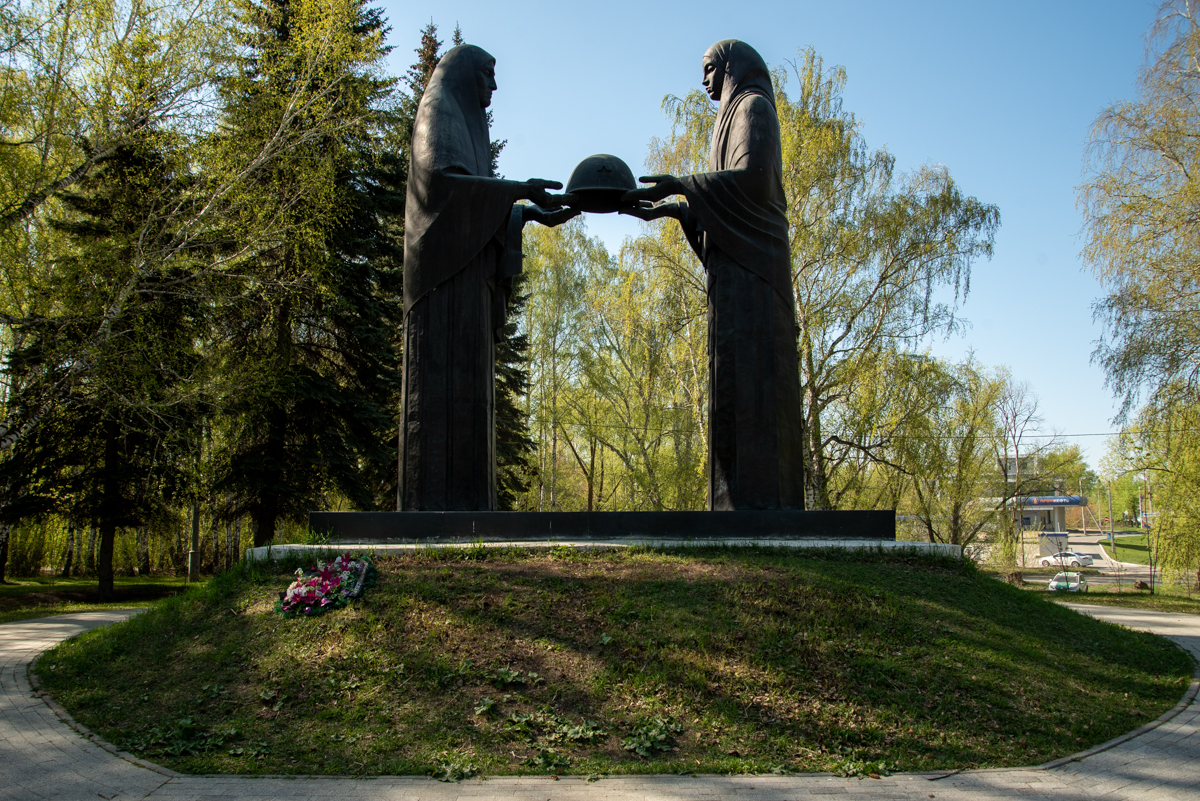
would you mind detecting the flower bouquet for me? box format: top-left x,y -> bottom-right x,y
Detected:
276,552 -> 375,617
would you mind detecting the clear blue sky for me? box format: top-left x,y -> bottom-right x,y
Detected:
378,0 -> 1159,470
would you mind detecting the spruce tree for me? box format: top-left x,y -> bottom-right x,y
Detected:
213,0 -> 403,544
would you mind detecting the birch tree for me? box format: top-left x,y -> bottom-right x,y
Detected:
1081,0 -> 1200,417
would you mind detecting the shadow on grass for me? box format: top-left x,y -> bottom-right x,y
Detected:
32,547 -> 1192,777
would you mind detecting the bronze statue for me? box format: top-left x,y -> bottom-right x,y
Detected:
401,44 -> 573,511
623,39 -> 805,510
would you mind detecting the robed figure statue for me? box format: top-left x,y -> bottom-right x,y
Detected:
623,39 -> 805,510
401,44 -> 571,511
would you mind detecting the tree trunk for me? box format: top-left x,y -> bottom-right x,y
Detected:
137,526 -> 150,576
211,516 -> 220,573
86,523 -> 97,575
597,448 -> 605,507
97,521 -> 115,600
97,421 -> 119,601
188,504 -> 200,581
61,522 -> 75,578
803,384 -> 830,510
0,523 -> 9,584
587,438 -> 595,512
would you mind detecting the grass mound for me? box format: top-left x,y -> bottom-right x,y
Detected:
34,546 -> 1193,777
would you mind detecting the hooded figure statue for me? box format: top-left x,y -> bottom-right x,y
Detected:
401,44 -> 569,511
622,39 -> 805,510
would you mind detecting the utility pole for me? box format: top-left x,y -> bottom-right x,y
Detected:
1080,478 -> 1086,536
1107,481 -> 1114,552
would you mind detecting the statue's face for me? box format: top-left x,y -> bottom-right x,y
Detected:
702,55 -> 724,101
476,61 -> 497,108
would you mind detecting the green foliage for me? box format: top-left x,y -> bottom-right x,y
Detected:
776,51 -> 999,509
211,0 -> 403,544
622,717 -> 682,758
899,358 -> 1004,547
1081,1 -> 1200,417
1105,399 -> 1200,590
522,213 -> 707,511
0,124 -> 209,594
0,0 -> 414,586
0,0 -> 227,234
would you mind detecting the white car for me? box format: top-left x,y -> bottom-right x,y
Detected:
1049,572 -> 1089,592
1039,551 -> 1094,568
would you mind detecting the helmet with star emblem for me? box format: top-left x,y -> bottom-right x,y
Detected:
564,154 -> 637,213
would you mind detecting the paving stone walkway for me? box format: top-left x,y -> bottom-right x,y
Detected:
2,604 -> 1197,800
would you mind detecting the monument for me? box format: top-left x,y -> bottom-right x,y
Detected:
312,40 -> 893,543
399,44 -> 574,512
621,39 -> 805,511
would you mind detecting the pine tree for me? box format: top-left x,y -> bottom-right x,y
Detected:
213,0 -> 403,545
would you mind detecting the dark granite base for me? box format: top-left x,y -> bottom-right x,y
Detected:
307,510 -> 894,543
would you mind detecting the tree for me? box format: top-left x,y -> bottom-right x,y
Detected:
1105,399 -> 1200,591
1081,0 -> 1200,418
0,129 -> 206,597
779,51 -> 1000,509
0,0 -> 405,466
212,0 -> 402,545
901,358 -> 1003,548
575,245 -> 707,511
0,0 -> 225,233
523,219 -> 590,510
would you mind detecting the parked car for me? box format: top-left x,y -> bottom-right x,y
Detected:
1039,551 -> 1094,567
1049,572 -> 1089,592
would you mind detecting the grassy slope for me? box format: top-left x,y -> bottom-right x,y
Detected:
34,547 -> 1193,778
1105,535 -> 1152,565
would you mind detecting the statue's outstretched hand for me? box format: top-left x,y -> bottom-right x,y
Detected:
523,178 -> 564,208
621,174 -> 683,205
523,203 -> 580,227
620,200 -> 685,222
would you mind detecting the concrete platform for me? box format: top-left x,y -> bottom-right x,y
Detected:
307,508 -> 894,542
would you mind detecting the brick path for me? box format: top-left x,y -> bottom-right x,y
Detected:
2,604 -> 1197,800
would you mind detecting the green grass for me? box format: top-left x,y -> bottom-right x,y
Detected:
34,547 -> 1193,778
1049,590 -> 1200,614
1102,536 -> 1152,565
0,575 -> 203,624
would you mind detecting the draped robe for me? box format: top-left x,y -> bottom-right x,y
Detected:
400,45 -> 524,511
678,43 -> 806,510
